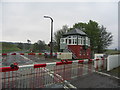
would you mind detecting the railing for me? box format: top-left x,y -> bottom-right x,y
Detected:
0,58 -> 106,88
67,48 -> 78,59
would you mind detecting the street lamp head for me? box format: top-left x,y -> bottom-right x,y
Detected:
44,15 -> 53,22
44,16 -> 50,18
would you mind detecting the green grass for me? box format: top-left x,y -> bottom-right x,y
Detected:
24,51 -> 43,53
105,49 -> 120,55
2,49 -> 21,53
1,42 -> 21,53
106,66 -> 120,78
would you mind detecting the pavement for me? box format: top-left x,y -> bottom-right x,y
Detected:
102,66 -> 120,78
68,72 -> 120,88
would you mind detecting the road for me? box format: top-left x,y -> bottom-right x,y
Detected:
68,72 -> 119,88
1,52 -> 120,88
1,53 -> 79,88
2,52 -> 59,67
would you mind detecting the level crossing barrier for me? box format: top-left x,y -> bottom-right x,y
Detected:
0,58 -> 106,88
1,53 -> 59,56
1,53 -> 58,66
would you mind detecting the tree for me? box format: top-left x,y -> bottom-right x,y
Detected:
97,25 -> 113,53
32,40 -> 46,52
73,20 -> 113,53
27,39 -> 31,44
54,25 -> 69,51
48,40 -> 57,52
37,40 -> 45,51
17,43 -> 23,50
32,43 -> 38,52
26,39 -> 31,50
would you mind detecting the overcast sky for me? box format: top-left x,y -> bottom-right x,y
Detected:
1,0 -> 119,49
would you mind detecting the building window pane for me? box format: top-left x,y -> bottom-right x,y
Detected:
66,39 -> 67,44
84,39 -> 86,45
69,39 -> 71,44
78,39 -> 80,44
73,39 -> 74,44
81,39 -> 82,44
75,39 -> 77,44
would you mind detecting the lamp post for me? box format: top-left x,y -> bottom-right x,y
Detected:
44,16 -> 53,58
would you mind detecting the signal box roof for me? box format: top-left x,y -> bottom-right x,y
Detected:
63,28 -> 87,36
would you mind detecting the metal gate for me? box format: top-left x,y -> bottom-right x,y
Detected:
0,58 -> 106,88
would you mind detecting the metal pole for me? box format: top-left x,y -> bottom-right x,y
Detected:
50,18 -> 53,58
44,16 -> 53,58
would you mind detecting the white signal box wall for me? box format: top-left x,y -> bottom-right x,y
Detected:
57,52 -> 62,59
57,52 -> 72,59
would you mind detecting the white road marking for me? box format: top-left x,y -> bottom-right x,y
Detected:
83,64 -> 120,80
82,63 -> 120,80
44,67 -> 77,89
16,53 -> 76,88
95,71 -> 120,80
16,53 -> 36,64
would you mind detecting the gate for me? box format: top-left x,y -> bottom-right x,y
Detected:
0,58 -> 106,88
1,53 -> 57,66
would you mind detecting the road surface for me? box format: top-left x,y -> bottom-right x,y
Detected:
1,52 -> 120,88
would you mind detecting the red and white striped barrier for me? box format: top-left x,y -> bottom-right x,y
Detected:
1,53 -> 59,56
0,58 -> 106,72
0,58 -> 106,88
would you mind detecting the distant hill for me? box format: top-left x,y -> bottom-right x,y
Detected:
1,42 -> 21,53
